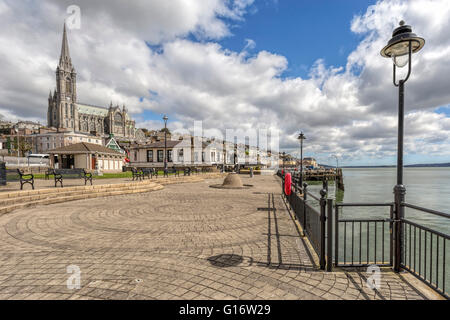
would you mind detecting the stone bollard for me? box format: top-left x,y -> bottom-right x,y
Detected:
250,167 -> 254,178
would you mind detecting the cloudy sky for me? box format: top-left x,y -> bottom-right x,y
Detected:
0,0 -> 449,166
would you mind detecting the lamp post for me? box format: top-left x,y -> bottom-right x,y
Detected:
297,132 -> 306,190
381,21 -> 424,272
163,115 -> 168,172
331,154 -> 339,170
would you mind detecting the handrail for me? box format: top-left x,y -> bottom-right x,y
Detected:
336,202 -> 394,207
402,203 -> 450,219
402,218 -> 450,240
306,192 -> 320,202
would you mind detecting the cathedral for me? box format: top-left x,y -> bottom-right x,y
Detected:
47,24 -> 136,139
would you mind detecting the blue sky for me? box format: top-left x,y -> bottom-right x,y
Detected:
2,0 -> 450,167
219,0 -> 377,79
143,0 -> 379,122
137,0 -> 449,166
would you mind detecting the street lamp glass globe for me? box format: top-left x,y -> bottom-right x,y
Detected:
392,53 -> 410,68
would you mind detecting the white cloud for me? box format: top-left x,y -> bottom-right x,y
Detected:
0,0 -> 449,164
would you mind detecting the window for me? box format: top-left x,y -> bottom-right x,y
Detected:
211,152 -> 215,161
147,150 -> 153,162
157,150 -> 164,162
202,152 -> 205,162
66,78 -> 71,93
114,113 -> 123,126
168,150 -> 172,162
134,151 -> 138,161
177,149 -> 184,162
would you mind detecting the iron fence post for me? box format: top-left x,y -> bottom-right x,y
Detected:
394,184 -> 406,272
319,189 -> 327,270
390,204 -> 394,266
327,198 -> 333,271
303,183 -> 308,229
322,178 -> 328,193
334,203 -> 339,267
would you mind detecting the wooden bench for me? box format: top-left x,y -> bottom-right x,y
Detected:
131,167 -> 144,181
53,168 -> 93,188
17,169 -> 35,190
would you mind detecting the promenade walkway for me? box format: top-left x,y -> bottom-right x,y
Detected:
0,175 -> 437,300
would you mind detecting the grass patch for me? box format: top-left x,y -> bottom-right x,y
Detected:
93,172 -> 132,179
6,170 -> 193,181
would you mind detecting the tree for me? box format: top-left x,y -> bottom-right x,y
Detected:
160,127 -> 171,135
11,137 -> 32,157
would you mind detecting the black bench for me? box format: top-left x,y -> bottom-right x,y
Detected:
184,168 -> 191,176
171,167 -> 180,177
44,168 -> 52,180
17,169 -> 35,190
53,168 -> 92,188
131,167 -> 144,181
141,168 -> 157,179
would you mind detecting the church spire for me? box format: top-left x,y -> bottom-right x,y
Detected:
59,23 -> 72,70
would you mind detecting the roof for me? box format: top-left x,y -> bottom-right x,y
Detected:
139,140 -> 183,148
77,103 -> 109,117
48,142 -> 123,155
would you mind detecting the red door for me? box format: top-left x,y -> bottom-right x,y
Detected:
91,156 -> 96,170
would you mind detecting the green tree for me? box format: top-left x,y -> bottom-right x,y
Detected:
160,127 -> 171,135
11,137 -> 32,157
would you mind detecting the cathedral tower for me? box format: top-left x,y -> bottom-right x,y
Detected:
48,24 -> 78,130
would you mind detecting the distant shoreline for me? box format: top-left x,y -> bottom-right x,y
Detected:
340,163 -> 450,168
319,163 -> 450,168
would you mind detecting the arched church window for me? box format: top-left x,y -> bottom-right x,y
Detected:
114,113 -> 123,125
66,78 -> 71,93
65,104 -> 68,117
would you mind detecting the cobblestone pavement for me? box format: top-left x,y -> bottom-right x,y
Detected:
0,175 -> 433,300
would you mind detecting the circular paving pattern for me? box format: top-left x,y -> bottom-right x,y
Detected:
0,176 -> 429,300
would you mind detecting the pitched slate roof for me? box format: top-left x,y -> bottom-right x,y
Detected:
77,103 -> 109,117
48,142 -> 123,155
140,140 -> 184,148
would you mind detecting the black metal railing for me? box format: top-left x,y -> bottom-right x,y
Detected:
281,172 -> 328,270
278,169 -> 449,299
334,203 -> 393,267
400,202 -> 449,299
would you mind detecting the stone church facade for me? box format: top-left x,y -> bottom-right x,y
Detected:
47,24 -> 136,139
